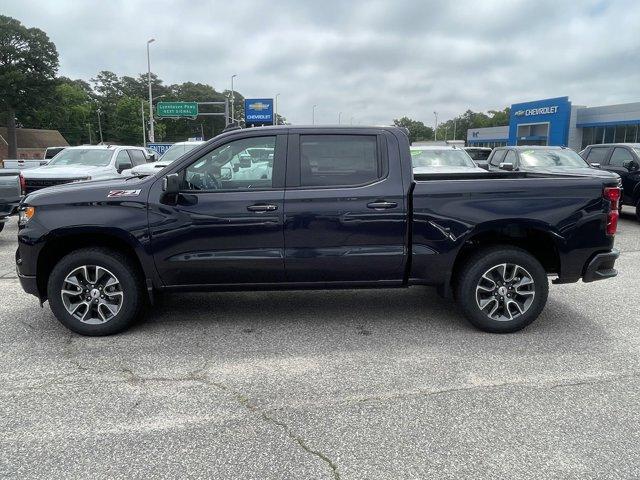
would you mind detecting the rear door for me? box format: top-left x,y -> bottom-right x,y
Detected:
283,129 -> 407,284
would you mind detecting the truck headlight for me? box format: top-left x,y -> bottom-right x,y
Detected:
19,206 -> 35,226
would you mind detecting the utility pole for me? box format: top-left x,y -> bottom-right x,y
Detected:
147,38 -> 156,142
433,111 -> 438,141
312,104 -> 317,125
338,112 -> 342,124
96,108 -> 104,144
140,100 -> 146,147
230,74 -> 237,124
274,93 -> 280,125
453,118 -> 457,140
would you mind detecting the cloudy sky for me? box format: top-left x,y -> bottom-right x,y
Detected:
4,0 -> 640,126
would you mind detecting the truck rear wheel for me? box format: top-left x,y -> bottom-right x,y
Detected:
47,248 -> 144,336
455,246 -> 548,333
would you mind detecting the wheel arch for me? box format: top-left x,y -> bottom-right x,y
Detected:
36,227 -> 156,302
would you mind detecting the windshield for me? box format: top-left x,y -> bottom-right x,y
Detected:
159,143 -> 201,164
411,149 -> 476,168
519,149 -> 589,168
48,149 -> 113,167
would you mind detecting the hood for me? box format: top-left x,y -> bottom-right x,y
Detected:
521,166 -> 621,179
23,175 -> 150,205
22,164 -> 116,180
413,166 -> 485,174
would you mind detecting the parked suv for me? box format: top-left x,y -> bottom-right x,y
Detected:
580,143 -> 640,219
22,145 -> 150,194
486,146 -> 620,180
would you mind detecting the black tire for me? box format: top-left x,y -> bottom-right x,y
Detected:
635,200 -> 640,222
0,222 -> 4,233
47,248 -> 144,335
455,246 -> 549,333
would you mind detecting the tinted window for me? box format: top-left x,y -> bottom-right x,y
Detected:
183,136 -> 275,191
586,147 -> 609,164
300,135 -> 378,187
465,149 -> 491,161
128,149 -> 147,166
489,149 -> 507,166
609,148 -> 634,167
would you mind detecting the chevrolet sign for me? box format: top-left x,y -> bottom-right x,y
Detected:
515,106 -> 559,117
244,98 -> 274,124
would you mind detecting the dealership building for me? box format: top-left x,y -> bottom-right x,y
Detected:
466,96 -> 640,151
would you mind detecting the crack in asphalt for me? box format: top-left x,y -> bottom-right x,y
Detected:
115,366 -> 340,480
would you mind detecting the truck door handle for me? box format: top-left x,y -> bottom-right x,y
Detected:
367,200 -> 397,210
247,204 -> 278,212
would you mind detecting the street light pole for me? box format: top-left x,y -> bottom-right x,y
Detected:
147,38 -> 156,142
274,93 -> 280,125
338,112 -> 342,124
96,108 -> 104,144
433,111 -> 438,141
312,104 -> 317,125
230,74 -> 237,124
140,100 -> 146,147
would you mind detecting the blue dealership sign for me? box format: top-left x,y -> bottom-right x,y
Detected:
508,96 -> 572,146
244,98 -> 274,125
147,143 -> 173,156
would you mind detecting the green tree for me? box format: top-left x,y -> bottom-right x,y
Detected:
0,15 -> 59,157
393,117 -> 434,143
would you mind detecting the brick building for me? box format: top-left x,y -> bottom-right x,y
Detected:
0,127 -> 69,162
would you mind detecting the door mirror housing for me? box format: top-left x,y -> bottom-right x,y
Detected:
148,153 -> 157,162
117,163 -> 132,174
499,162 -> 514,171
163,173 -> 180,194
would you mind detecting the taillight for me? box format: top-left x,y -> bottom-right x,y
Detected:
604,186 -> 621,236
19,174 -> 26,196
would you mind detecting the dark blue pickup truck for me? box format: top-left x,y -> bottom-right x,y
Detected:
16,126 -> 621,335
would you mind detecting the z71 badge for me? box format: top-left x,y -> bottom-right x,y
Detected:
107,189 -> 141,198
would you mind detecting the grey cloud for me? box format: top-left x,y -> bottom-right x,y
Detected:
3,0 -> 640,126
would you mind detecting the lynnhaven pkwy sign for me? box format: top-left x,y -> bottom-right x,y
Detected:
157,102 -> 199,118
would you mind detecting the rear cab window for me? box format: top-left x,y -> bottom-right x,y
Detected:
298,135 -> 382,187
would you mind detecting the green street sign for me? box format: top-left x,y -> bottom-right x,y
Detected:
156,101 -> 198,118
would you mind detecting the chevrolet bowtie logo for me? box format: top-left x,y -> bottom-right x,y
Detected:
249,102 -> 269,111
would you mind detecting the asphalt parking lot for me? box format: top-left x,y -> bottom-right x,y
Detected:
1,213 -> 639,479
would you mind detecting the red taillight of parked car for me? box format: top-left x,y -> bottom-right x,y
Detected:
604,186 -> 621,236
19,174 -> 26,196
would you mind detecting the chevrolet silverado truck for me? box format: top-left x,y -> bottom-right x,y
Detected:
0,170 -> 23,233
16,126 -> 620,336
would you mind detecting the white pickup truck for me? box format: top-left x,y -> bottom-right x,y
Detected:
22,145 -> 150,194
2,158 -> 49,170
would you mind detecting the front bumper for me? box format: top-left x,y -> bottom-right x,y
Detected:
17,270 -> 39,298
583,249 -> 619,283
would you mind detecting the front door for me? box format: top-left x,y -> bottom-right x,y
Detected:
148,134 -> 287,286
283,131 -> 407,284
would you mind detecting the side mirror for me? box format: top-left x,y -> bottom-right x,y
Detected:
625,160 -> 639,172
148,153 -> 157,162
239,157 -> 252,168
590,163 -> 601,168
117,163 -> 132,174
162,173 -> 180,194
499,162 -> 514,171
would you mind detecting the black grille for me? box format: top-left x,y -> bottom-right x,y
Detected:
25,178 -> 85,194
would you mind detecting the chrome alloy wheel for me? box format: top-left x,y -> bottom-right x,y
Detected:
475,263 -> 535,322
60,265 -> 124,324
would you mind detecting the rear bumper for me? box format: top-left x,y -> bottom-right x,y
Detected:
582,249 -> 619,283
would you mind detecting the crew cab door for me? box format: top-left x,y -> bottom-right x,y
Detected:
148,133 -> 287,286
283,129 -> 407,284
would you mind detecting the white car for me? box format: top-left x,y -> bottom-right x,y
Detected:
22,145 -> 150,194
123,141 -> 204,177
410,145 -> 485,174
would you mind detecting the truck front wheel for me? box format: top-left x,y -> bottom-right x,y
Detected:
47,248 -> 144,336
455,246 -> 549,333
